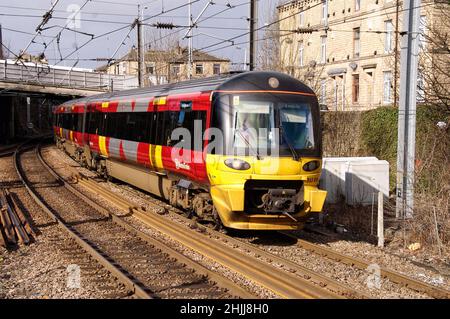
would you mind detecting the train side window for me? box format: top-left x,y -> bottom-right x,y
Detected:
149,112 -> 157,145
77,113 -> 83,132
113,113 -> 125,140
87,112 -> 97,135
99,113 -> 107,136
195,111 -> 207,152
154,112 -> 166,146
166,111 -> 178,146
135,113 -> 147,142
124,113 -> 136,141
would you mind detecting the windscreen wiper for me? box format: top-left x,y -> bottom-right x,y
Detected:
279,123 -> 299,161
235,129 -> 261,160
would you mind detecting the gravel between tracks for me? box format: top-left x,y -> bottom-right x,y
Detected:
25,146 -> 235,299
43,145 -> 278,299
44,145 -> 449,299
0,155 -> 129,299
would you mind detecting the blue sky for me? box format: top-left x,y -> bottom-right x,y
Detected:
0,0 -> 280,69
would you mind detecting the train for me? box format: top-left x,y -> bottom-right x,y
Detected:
53,71 -> 327,230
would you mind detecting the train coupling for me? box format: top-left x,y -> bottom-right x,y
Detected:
258,189 -> 300,214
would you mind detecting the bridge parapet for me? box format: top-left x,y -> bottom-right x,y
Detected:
0,60 -> 138,93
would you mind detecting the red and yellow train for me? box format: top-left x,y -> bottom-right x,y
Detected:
53,71 -> 327,230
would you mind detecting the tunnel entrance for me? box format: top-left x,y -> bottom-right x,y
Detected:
0,93 -> 71,145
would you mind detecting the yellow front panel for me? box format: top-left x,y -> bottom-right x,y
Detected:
59,128 -> 63,138
99,136 -> 108,157
206,154 -> 322,185
205,154 -> 326,230
69,130 -> 73,142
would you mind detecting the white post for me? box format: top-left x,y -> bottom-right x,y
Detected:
377,191 -> 384,248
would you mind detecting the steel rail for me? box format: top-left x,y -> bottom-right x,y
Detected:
278,232 -> 450,299
37,144 -> 255,299
48,144 -> 449,299
67,174 -> 349,299
13,141 -> 153,299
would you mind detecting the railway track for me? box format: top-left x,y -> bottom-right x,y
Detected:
44,149 -> 369,299
54,153 -> 450,300
278,232 -> 450,299
0,145 -> 19,158
15,141 -> 251,299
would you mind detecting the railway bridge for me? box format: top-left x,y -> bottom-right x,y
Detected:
0,60 -> 138,144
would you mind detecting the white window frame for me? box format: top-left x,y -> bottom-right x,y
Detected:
385,20 -> 393,53
299,10 -> 305,26
419,15 -> 426,50
355,0 -> 360,12
383,71 -> 392,104
320,36 -> 327,64
195,63 -> 204,75
213,63 -> 221,75
146,62 -> 155,75
321,0 -> 328,24
299,42 -> 304,67
417,71 -> 425,102
353,28 -> 360,58
171,64 -> 180,75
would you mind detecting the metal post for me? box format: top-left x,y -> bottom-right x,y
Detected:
188,0 -> 193,79
137,5 -> 145,87
393,0 -> 400,109
249,0 -> 258,71
0,24 -> 4,60
396,0 -> 421,219
377,192 -> 384,248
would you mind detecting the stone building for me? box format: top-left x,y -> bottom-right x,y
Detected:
277,0 -> 445,110
98,46 -> 230,86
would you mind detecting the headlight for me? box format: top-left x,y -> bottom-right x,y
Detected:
303,160 -> 320,172
224,159 -> 251,170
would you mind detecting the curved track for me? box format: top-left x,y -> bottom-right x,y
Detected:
57,148 -> 450,299
45,151 -> 368,299
15,141 -> 250,299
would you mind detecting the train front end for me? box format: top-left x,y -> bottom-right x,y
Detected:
206,72 -> 327,230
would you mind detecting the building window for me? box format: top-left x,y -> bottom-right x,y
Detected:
320,79 -> 326,104
383,71 -> 392,104
321,0 -> 328,24
352,74 -> 359,103
299,42 -> 304,67
353,27 -> 360,58
417,71 -> 425,102
299,10 -> 305,26
171,64 -> 180,76
146,63 -> 155,75
213,63 -> 221,75
419,15 -> 426,50
355,0 -> 360,12
195,63 -> 203,75
320,36 -> 327,64
384,20 -> 393,53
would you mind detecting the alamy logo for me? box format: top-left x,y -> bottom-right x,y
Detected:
67,4 -> 82,29
67,264 -> 81,289
366,263 -> 382,289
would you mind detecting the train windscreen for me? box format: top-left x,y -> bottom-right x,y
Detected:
211,92 -> 320,157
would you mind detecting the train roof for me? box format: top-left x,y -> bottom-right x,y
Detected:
60,71 -> 316,106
